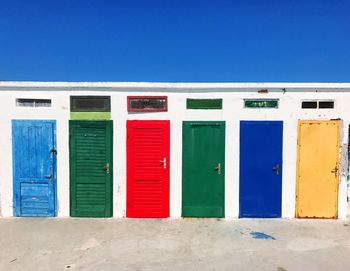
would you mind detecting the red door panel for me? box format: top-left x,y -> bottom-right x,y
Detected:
127,120 -> 170,218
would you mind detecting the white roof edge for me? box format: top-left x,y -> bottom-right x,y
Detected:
1,81 -> 350,89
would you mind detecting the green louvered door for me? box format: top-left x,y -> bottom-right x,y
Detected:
70,120 -> 113,217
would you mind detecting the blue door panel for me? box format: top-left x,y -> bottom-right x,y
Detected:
20,183 -> 50,215
239,121 -> 283,218
12,120 -> 57,217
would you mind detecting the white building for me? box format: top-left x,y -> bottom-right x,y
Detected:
0,82 -> 349,219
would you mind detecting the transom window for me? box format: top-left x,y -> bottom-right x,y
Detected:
186,99 -> 223,109
301,100 -> 334,109
244,99 -> 279,108
70,96 -> 111,112
127,96 -> 167,112
16,98 -> 52,107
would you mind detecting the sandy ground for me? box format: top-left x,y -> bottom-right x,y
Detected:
0,218 -> 349,271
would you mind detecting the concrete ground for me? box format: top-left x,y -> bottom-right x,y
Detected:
0,218 -> 349,271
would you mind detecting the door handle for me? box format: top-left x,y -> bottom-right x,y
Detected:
160,158 -> 167,169
103,163 -> 110,174
331,166 -> 338,177
272,164 -> 279,175
45,169 -> 53,183
214,163 -> 221,175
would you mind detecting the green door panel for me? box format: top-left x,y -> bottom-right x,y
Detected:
70,120 -> 113,217
182,121 -> 225,217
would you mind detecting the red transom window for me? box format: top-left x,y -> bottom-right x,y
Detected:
127,96 -> 168,112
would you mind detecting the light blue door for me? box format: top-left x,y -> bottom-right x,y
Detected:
12,120 -> 57,217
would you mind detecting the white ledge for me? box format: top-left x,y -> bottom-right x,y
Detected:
1,81 -> 350,91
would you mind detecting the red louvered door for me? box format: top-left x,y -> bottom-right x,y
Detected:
127,120 -> 170,218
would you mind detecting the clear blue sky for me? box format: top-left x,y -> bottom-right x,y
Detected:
0,0 -> 349,82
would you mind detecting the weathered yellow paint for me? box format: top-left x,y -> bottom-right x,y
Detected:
296,120 -> 340,218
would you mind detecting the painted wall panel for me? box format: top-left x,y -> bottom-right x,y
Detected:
182,121 -> 225,217
239,121 -> 283,218
12,120 -> 57,217
70,112 -> 111,120
126,120 -> 170,218
296,120 -> 340,218
69,120 -> 113,217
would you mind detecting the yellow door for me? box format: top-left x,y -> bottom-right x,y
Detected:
296,120 -> 340,218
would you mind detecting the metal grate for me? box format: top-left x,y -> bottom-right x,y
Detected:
16,98 -> 52,107
319,101 -> 334,108
301,100 -> 334,109
70,96 -> 111,112
127,96 -> 167,112
301,101 -> 318,109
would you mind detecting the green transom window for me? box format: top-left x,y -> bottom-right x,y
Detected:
244,99 -> 278,108
186,99 -> 223,109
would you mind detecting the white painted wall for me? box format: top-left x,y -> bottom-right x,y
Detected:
0,83 -> 349,219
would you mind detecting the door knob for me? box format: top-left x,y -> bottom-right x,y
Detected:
214,163 -> 221,175
272,164 -> 279,175
103,163 -> 110,174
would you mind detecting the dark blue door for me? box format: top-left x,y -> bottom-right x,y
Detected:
12,120 -> 57,217
239,121 -> 283,218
